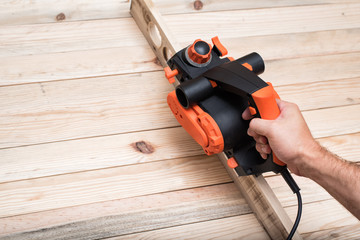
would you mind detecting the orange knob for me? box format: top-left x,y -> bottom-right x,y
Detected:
187,39 -> 212,64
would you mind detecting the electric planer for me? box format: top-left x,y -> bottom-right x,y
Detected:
164,36 -> 285,176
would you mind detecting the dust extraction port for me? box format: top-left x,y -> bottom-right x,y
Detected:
176,87 -> 189,108
175,76 -> 214,109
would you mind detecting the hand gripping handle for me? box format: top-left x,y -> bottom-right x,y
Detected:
250,83 -> 286,166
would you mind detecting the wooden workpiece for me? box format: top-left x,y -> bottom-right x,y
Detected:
0,0 -> 359,239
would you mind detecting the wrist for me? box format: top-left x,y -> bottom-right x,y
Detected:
296,140 -> 325,179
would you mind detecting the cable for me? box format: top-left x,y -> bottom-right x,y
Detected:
280,169 -> 302,240
287,191 -> 302,240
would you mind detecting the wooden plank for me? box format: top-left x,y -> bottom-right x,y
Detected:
1,46 -> 359,86
303,223 -> 360,240
2,24 -> 360,60
110,215 -> 270,240
111,199 -> 359,240
131,0 -> 302,239
276,77 -> 360,111
212,28 -> 360,61
0,155 -> 231,218
2,214 -> 269,240
166,3 -> 360,42
0,184 -> 250,238
0,46 -> 162,86
0,0 -> 132,25
0,118 -> 358,185
286,199 -> 359,235
1,167 -> 359,238
152,0 -> 359,16
0,0 -> 355,26
317,132 -> 360,163
0,18 -> 148,57
0,72 -> 175,149
263,52 -> 360,87
0,127 -> 203,183
303,104 -> 360,139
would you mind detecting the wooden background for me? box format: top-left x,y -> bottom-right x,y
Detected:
0,0 -> 359,239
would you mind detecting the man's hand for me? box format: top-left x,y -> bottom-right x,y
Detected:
243,99 -> 360,219
242,99 -> 320,176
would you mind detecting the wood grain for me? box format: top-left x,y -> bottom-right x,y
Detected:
1,48 -> 359,87
0,127 -> 203,183
0,177 -> 354,239
214,28 -> 360,61
0,184 -> 249,238
276,77 -> 360,111
317,133 -> 360,163
166,3 -> 360,42
0,129 -> 358,185
0,0 -> 355,26
109,199 -> 359,240
1,165 -> 358,238
0,0 -> 132,25
2,24 -> 359,60
0,72 -> 175,149
0,18 -> 148,57
0,46 -> 162,86
286,199 -> 359,234
302,104 -> 360,139
0,155 -> 231,218
262,52 -> 360,87
303,223 -> 360,240
1,0 -> 359,238
0,62 -> 359,149
110,215 -> 270,240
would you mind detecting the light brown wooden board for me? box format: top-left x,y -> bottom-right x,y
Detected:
1,25 -> 359,60
0,0 -> 356,26
165,3 -> 360,42
108,199 -> 358,240
0,127 -> 358,186
0,155 -> 232,218
0,184 -> 249,237
109,215 -> 271,240
303,222 -> 360,240
0,176 -> 357,239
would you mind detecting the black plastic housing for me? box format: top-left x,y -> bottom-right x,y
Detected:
166,43 -> 285,176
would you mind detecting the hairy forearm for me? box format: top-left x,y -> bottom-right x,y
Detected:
302,143 -> 360,219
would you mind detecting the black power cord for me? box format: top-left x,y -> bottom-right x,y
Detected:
280,169 -> 302,240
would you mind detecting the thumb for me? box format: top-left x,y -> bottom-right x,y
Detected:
249,118 -> 273,137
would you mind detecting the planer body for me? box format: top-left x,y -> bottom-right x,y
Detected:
164,37 -> 285,176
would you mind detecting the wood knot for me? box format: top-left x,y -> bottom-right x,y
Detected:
131,141 -> 154,154
56,13 -> 66,21
193,0 -> 203,10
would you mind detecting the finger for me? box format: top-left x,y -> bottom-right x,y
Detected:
260,153 -> 268,160
249,118 -> 272,136
242,107 -> 252,120
248,128 -> 268,144
255,143 -> 272,155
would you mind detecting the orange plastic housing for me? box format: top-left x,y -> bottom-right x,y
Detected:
167,91 -> 224,155
251,83 -> 285,166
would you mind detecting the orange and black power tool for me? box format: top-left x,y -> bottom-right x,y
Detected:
164,37 -> 302,239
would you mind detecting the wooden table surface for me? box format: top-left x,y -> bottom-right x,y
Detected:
0,0 -> 359,239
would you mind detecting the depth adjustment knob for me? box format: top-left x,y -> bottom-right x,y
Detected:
186,39 -> 212,67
